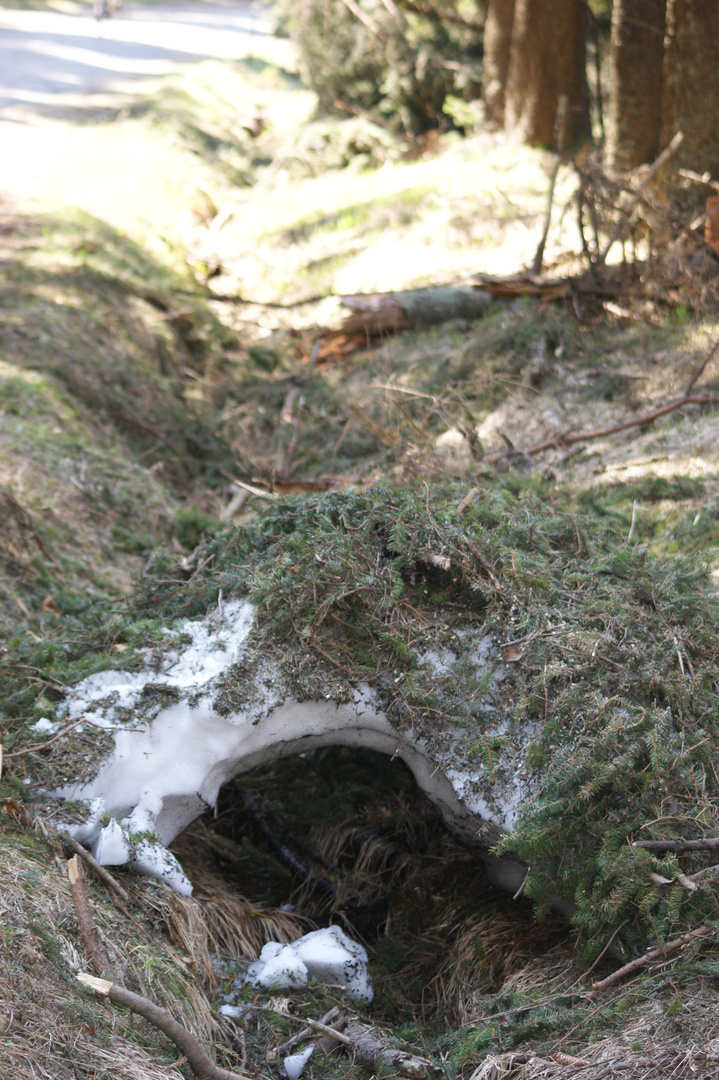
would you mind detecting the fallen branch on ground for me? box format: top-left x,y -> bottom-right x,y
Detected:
590,925 -> 713,995
344,1021 -> 442,1079
283,1017 -> 440,1079
339,285 -> 492,335
77,974 -> 248,1080
68,857 -> 109,975
277,1006 -> 343,1055
493,392 -> 719,460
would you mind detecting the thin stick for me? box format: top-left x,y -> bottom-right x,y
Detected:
627,499 -> 638,542
296,1016 -> 352,1046
596,131 -> 684,266
591,925 -> 712,994
633,837 -> 719,852
684,336 -> 719,395
688,863 -> 719,884
498,392 -> 719,459
78,974 -> 248,1080
579,920 -> 629,981
67,857 -> 109,975
4,715 -> 90,758
194,290 -> 332,308
65,836 -> 130,902
277,1007 -> 342,1055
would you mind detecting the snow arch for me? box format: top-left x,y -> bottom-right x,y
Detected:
60,600 -> 528,899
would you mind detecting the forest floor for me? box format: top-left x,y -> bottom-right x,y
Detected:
2,3 -> 719,1078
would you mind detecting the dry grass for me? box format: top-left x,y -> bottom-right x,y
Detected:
170,819 -> 310,970
0,815 -> 240,1079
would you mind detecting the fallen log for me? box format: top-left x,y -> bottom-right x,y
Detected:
339,285 -> 492,335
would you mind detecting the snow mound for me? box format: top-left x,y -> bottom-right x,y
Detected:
245,926 -> 373,1002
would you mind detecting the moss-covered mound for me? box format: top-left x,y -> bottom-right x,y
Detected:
116,483 -> 719,962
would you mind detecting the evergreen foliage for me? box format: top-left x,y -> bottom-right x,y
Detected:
131,483 -> 719,962
276,0 -> 484,137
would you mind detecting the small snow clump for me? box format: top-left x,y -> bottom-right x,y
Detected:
245,925 -> 373,1002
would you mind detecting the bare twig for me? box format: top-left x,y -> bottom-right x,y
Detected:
496,391 -> 719,459
455,486 -> 480,517
67,857 -> 109,975
678,168 -> 719,194
590,925 -> 713,994
77,974 -> 249,1080
633,837 -> 719,852
196,290 -> 332,308
2,488 -> 58,565
64,836 -> 130,902
277,1007 -> 343,1055
684,336 -> 719,395
596,131 -> 684,266
4,716 -> 90,758
688,863 -> 719,884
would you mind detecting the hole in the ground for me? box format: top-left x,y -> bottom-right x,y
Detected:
171,746 -> 573,1026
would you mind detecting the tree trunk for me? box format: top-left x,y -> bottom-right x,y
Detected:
504,0 -> 590,149
660,0 -> 719,180
483,0 -> 516,126
606,0 -> 666,172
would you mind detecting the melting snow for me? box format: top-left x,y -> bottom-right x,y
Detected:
284,1045 -> 314,1079
245,926 -> 373,1002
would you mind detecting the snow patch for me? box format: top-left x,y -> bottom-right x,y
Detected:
245,926 -> 373,1002
284,1045 -> 314,1079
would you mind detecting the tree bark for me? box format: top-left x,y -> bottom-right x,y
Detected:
660,0 -> 719,179
606,0 -> 666,172
483,0 -> 516,126
504,0 -> 590,149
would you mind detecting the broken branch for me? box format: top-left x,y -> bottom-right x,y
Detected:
684,336 -> 719,395
77,974 -> 248,1080
67,857 -> 109,975
590,925 -> 713,994
344,1020 -> 443,1080
633,837 -> 719,852
277,1007 -> 343,1055
64,835 -> 130,902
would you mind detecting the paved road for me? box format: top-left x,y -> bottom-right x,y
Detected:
0,1 -> 290,116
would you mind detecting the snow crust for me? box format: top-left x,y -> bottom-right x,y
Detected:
57,596 -> 532,899
245,926 -> 373,1002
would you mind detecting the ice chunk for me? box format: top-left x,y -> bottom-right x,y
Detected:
284,1045 -> 314,1079
246,927 -> 373,1002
